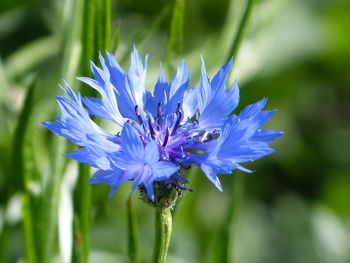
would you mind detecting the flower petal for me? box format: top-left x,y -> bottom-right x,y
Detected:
162,61 -> 190,114
144,141 -> 160,165
82,96 -> 124,126
144,181 -> 155,201
104,47 -> 148,122
195,59 -> 240,129
200,163 -> 223,192
151,161 -> 179,181
88,169 -> 130,197
42,85 -> 115,147
121,122 -> 144,160
251,129 -> 285,142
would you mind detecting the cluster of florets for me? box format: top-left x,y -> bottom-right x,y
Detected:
43,47 -> 283,205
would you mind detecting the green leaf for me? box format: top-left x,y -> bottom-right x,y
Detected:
226,0 -> 255,61
22,193 -> 38,263
72,1 -> 113,262
0,0 -> 36,14
3,37 -> 59,81
111,24 -> 121,54
212,1 -> 256,262
34,137 -> 67,263
213,175 -> 245,263
73,164 -> 91,263
10,77 -> 37,263
96,0 -> 112,52
71,0 -> 97,260
0,58 -> 8,101
127,197 -> 139,263
81,0 -> 96,80
0,210 -> 9,263
61,0 -> 84,84
119,5 -> 171,64
165,0 -> 185,72
11,77 -> 36,193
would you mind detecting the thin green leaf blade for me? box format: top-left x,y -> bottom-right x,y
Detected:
10,77 -> 37,263
96,0 -> 112,52
73,1 -> 112,262
214,1 -> 256,262
226,0 -> 255,61
4,37 -> 59,81
11,77 -> 36,193
165,0 -> 185,72
119,5 -> 170,64
127,197 -> 139,263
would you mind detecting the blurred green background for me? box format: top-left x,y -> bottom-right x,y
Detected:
0,0 -> 349,262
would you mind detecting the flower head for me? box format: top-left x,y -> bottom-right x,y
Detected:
43,47 -> 283,204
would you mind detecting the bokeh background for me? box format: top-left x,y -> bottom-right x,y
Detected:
0,0 -> 349,262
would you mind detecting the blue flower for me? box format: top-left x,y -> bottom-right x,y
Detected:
43,47 -> 283,202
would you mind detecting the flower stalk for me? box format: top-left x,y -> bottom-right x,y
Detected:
127,197 -> 139,263
153,207 -> 172,263
226,0 -> 255,61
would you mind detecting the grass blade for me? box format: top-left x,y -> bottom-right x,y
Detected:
96,0 -> 111,52
11,77 -> 37,262
165,0 -> 185,72
110,24 -> 120,54
61,0 -> 84,84
0,212 -> 9,262
21,193 -> 37,263
0,58 -> 8,102
38,137 -> 67,263
226,0 -> 255,61
71,0 -> 96,261
3,37 -> 59,81
73,1 -> 112,262
127,197 -> 139,263
120,5 -> 171,63
11,77 -> 36,193
80,0 -> 96,80
213,175 -> 245,263
213,1 -> 256,262
73,164 -> 91,263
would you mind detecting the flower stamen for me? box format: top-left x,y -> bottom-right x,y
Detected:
163,127 -> 170,147
135,105 -> 144,126
171,103 -> 182,135
148,116 -> 156,140
157,102 -> 162,129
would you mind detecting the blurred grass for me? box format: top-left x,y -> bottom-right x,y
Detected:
0,0 -> 350,262
14,78 -> 36,263
127,197 -> 139,263
165,0 -> 184,72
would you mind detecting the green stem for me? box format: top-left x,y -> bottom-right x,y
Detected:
61,0 -> 84,84
226,174 -> 245,263
127,197 -> 139,263
120,5 -> 170,64
153,207 -> 172,263
165,0 -> 185,73
71,0 -> 107,261
22,193 -> 37,263
214,175 -> 245,263
38,136 -> 67,263
73,164 -> 91,263
0,212 -> 9,262
226,0 -> 255,61
96,0 -> 111,52
13,78 -> 37,263
81,0 -> 96,78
